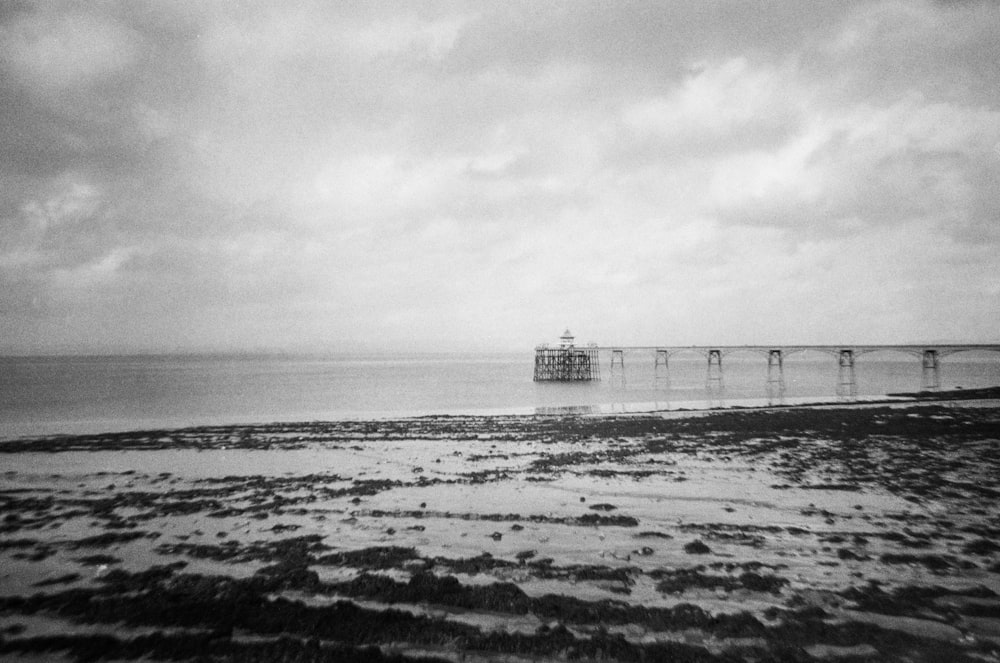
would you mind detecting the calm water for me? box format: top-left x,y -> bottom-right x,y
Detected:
2,351 -> 998,439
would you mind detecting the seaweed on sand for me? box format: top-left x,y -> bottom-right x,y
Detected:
315,546 -> 420,569
652,568 -> 787,595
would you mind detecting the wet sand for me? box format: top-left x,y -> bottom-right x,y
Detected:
2,403 -> 999,662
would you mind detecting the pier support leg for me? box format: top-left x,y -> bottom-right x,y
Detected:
837,349 -> 857,400
654,349 -> 670,390
705,349 -> 725,407
610,349 -> 625,388
766,349 -> 785,404
533,347 -> 600,381
921,349 -> 940,392
706,349 -> 724,391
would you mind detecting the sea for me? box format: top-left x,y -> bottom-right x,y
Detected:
2,351 -> 999,440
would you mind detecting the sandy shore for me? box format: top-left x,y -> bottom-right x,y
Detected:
2,403 -> 999,662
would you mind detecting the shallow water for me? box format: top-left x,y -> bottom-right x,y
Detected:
2,351 -> 998,438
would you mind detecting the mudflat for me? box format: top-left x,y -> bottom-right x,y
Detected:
2,404 -> 999,662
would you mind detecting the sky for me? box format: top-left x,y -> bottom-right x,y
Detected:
1,0 -> 999,354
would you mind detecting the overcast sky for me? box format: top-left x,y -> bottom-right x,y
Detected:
1,1 -> 998,354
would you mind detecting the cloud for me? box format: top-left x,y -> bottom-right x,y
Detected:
623,58 -> 803,142
712,94 -> 1000,240
0,6 -> 140,92
1,0 -> 998,353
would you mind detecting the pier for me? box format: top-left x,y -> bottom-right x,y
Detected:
534,333 -> 1000,397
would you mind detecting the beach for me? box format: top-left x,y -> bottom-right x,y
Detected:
2,402 -> 1000,662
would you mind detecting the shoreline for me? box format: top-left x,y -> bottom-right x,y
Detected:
2,402 -> 999,661
4,384 -> 999,445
